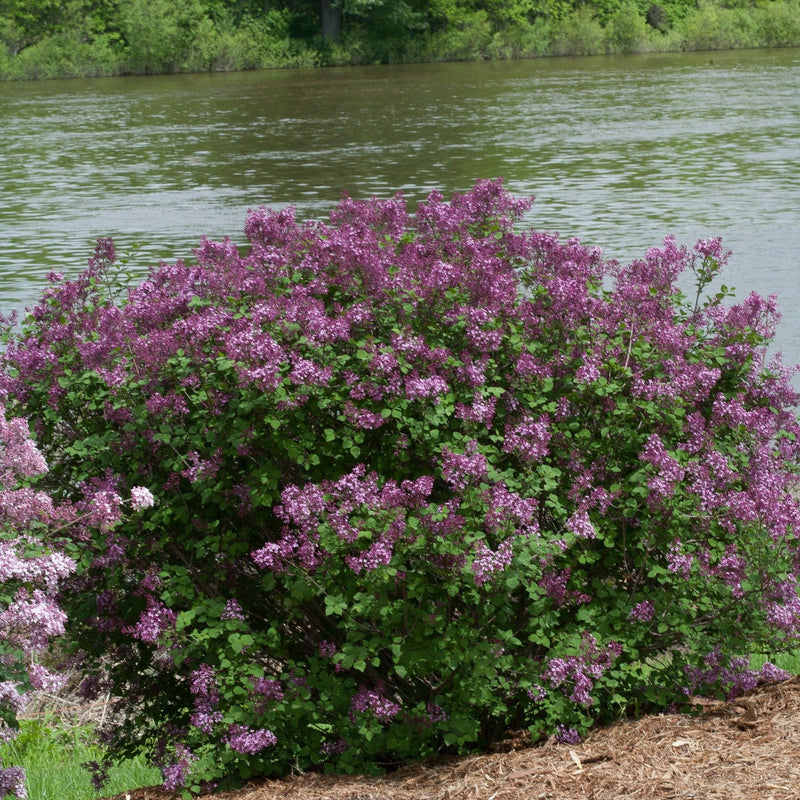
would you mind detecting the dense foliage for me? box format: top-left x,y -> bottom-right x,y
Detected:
3,181 -> 800,794
2,0 -> 800,79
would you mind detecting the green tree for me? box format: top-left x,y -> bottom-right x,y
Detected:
0,0 -> 70,52
117,0 -> 208,73
480,0 -> 537,27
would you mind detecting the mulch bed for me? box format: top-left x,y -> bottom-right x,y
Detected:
103,676 -> 800,800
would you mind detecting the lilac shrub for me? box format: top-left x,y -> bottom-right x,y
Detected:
2,181 -> 800,792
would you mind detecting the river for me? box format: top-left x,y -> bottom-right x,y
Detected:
1,48 -> 799,367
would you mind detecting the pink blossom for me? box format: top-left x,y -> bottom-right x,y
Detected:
0,588 -> 68,651
130,486 -> 156,511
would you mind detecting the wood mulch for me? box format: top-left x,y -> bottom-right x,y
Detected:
103,675 -> 800,800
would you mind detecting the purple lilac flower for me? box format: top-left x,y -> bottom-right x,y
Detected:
684,649 -> 790,700
90,532 -> 129,569
0,588 -> 68,651
758,662 -> 791,684
566,510 -> 596,540
457,352 -> 490,386
343,401 -> 385,430
502,413 -> 551,463
527,684 -> 548,702
455,391 -> 497,427
162,745 -> 195,791
404,374 -> 449,401
226,724 -> 277,754
130,597 -> 176,644
145,392 -> 189,417
0,765 -> 27,799
0,682 -> 27,715
251,528 -> 323,573
0,541 -> 75,588
640,433 -> 684,500
555,725 -> 581,745
427,702 -> 448,723
575,360 -> 601,384
27,662 -> 68,692
189,664 -> 222,734
440,440 -> 488,491
320,738 -> 347,756
667,540 -> 693,578
220,598 -> 245,620
483,483 -> 539,535
765,597 -> 800,633
129,486 -> 155,511
471,538 -> 514,586
0,408 -> 48,480
398,475 -> 434,506
318,640 -> 337,658
543,634 -> 621,707
629,600 -> 655,622
349,685 -> 401,723
289,357 -> 333,387
0,487 -> 55,527
538,567 -> 590,607
252,677 -> 284,701
189,707 -> 222,735
345,534 -> 396,574
710,546 -> 747,597
463,307 -> 503,351
88,490 -> 123,530
180,450 -> 221,483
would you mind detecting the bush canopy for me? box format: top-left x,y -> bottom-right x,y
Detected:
2,180 -> 800,794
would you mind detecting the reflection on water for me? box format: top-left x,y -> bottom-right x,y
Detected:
1,49 -> 799,364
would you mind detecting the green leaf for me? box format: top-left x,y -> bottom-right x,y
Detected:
229,633 -> 255,653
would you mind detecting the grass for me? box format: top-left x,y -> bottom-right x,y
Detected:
0,716 -> 161,800
750,649 -> 800,675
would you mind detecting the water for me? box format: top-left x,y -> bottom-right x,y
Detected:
2,49 -> 799,364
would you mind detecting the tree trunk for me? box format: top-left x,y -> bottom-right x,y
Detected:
321,0 -> 342,41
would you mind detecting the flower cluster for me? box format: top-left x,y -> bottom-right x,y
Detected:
161,745 -> 195,792
684,648 -> 791,700
629,600 -> 655,622
471,538 -> 515,586
543,634 -> 623,707
129,597 -> 177,645
189,665 -> 223,734
225,724 -> 277,754
0,766 -> 26,800
349,685 -> 402,723
130,486 -> 156,511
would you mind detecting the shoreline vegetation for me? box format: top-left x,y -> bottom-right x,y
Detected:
1,0 -> 799,82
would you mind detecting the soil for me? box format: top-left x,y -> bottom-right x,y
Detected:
100,675 -> 800,800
